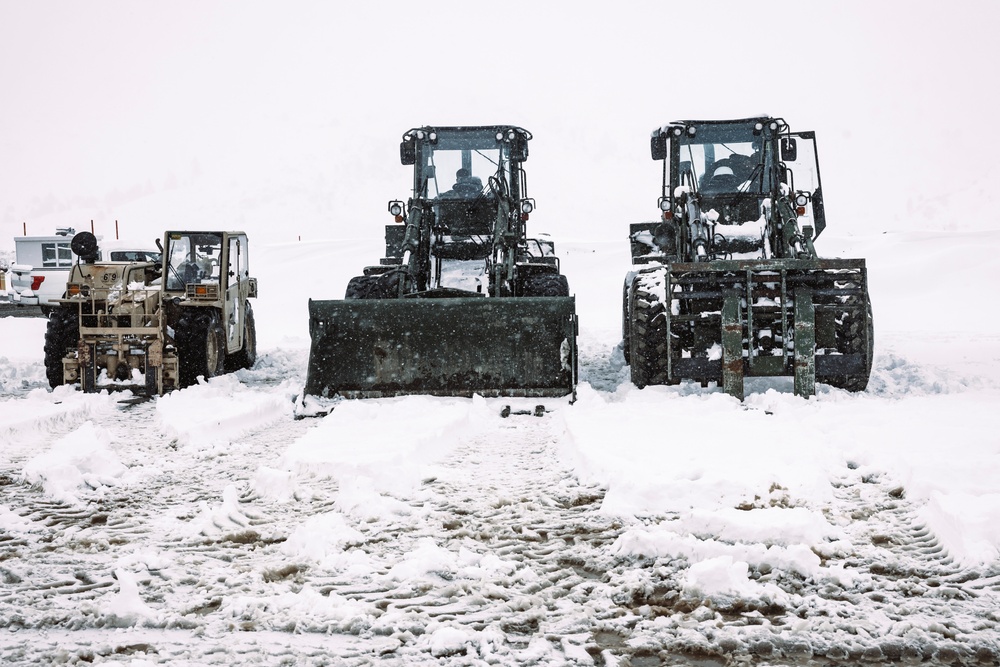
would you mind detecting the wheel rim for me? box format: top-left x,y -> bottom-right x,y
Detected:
206,329 -> 220,375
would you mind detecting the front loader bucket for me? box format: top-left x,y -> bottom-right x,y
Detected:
305,296 -> 578,398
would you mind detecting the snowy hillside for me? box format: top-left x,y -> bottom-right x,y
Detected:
2,230 -> 999,666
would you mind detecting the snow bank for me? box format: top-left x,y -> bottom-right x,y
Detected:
280,394 -> 492,498
156,373 -> 293,451
562,377 -> 1000,568
21,421 -> 131,505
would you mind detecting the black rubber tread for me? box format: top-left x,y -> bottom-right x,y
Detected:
825,297 -> 874,392
521,273 -> 570,297
43,307 -> 79,388
621,277 -> 631,364
174,309 -> 226,388
226,302 -> 257,371
345,273 -> 405,299
628,270 -> 670,388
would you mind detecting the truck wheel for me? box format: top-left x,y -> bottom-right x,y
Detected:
43,307 -> 78,388
345,275 -> 380,299
622,276 -> 632,364
227,303 -> 257,371
629,270 -> 669,388
825,299 -> 874,392
175,310 -> 226,388
346,273 -> 407,299
521,274 -> 570,297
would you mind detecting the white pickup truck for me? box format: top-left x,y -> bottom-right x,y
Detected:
5,230 -> 160,314
6,230 -> 79,314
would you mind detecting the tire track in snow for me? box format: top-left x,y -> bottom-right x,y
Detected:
0,390 -> 320,634
293,410 -> 632,664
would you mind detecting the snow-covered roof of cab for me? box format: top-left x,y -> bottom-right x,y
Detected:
651,116 -> 784,137
401,126 -> 532,149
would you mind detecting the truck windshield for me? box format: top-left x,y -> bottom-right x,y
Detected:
165,232 -> 222,290
678,123 -> 769,195
418,132 -> 513,200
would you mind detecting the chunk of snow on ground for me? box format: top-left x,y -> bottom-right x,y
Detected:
156,373 -> 292,450
424,624 -> 480,658
21,421 -> 128,505
281,512 -> 365,564
186,484 -> 258,538
100,568 -> 161,628
682,555 -> 787,605
281,394 -> 490,496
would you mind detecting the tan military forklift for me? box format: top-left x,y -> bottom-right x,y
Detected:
45,230 -> 257,395
623,116 -> 873,399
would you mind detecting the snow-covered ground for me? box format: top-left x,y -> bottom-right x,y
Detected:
2,231 -> 999,666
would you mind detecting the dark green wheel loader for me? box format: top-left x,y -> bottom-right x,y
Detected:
623,117 -> 873,399
306,126 -> 578,399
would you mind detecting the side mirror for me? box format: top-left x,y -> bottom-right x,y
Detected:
400,140 -> 416,165
511,134 -> 529,162
781,137 -> 797,162
650,134 -> 667,161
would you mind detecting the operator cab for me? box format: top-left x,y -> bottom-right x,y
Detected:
164,232 -> 222,291
401,127 -> 529,261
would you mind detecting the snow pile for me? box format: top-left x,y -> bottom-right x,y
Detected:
281,394 -> 491,498
562,379 -> 1000,569
99,568 -> 161,628
681,554 -> 787,606
280,512 -> 366,569
186,483 -> 262,539
156,373 -> 293,450
21,421 -> 129,505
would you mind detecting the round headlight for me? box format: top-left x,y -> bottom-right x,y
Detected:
496,131 -> 504,141
659,198 -> 671,211
754,122 -> 764,132
687,126 -> 697,136
429,132 -> 437,141
508,130 -> 516,140
389,203 -> 403,217
416,130 -> 425,139
520,200 -> 534,214
795,193 -> 809,207
672,127 -> 682,137
769,121 -> 778,131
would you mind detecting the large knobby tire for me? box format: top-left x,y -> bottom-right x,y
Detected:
345,273 -> 404,299
175,310 -> 226,388
521,273 -> 570,297
825,298 -> 874,392
628,270 -> 670,388
43,307 -> 78,388
621,276 -> 632,364
226,302 -> 257,371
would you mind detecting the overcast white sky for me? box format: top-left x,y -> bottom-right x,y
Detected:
2,1 -> 998,247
